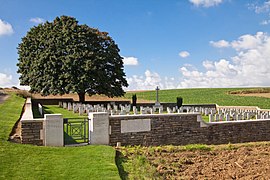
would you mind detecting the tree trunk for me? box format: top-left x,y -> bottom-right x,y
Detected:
78,92 -> 85,103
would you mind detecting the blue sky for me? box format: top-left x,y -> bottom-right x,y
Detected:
1,0 -> 270,90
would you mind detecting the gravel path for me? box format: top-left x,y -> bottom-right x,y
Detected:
0,95 -> 9,104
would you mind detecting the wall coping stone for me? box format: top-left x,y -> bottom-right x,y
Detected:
21,97 -> 34,121
206,118 -> 270,125
110,112 -> 201,118
21,118 -> 44,122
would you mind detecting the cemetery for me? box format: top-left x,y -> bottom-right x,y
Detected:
2,88 -> 270,179
16,87 -> 270,147
2,3 -> 270,178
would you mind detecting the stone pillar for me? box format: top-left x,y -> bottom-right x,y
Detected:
88,112 -> 109,145
44,114 -> 63,146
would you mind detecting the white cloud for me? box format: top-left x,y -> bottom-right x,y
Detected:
249,1 -> 270,25
126,70 -> 177,90
30,17 -> 45,24
210,32 -> 267,50
202,60 -> 215,70
0,19 -> 14,36
261,19 -> 270,25
231,32 -> 267,51
0,73 -> 13,87
178,32 -> 270,88
0,72 -> 30,90
127,32 -> 270,90
249,0 -> 270,14
210,40 -> 230,48
189,0 -> 224,7
179,51 -> 190,58
122,56 -> 139,66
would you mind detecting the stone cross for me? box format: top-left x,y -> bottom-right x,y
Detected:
155,86 -> 160,106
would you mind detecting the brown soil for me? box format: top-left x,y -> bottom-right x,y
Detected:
121,142 -> 270,179
237,93 -> 270,99
31,93 -> 129,101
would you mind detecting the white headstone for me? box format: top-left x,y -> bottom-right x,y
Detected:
209,114 -> 213,122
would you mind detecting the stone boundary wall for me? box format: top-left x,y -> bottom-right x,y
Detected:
33,98 -> 130,106
20,98 -> 63,146
21,120 -> 43,145
109,114 -> 270,146
20,98 -> 44,145
32,98 -> 73,105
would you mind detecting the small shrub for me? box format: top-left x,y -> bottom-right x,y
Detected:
176,97 -> 183,107
184,144 -> 212,151
226,143 -> 238,150
132,94 -> 137,107
11,86 -> 19,90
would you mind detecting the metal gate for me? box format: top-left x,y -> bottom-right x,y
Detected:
63,118 -> 89,145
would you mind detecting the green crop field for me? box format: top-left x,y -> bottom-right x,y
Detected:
0,94 -> 120,179
125,88 -> 270,109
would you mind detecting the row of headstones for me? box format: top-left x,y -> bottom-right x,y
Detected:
60,102 -> 108,115
210,108 -> 270,122
182,106 -> 217,115
60,101 -> 164,115
59,101 -> 216,115
217,108 -> 261,115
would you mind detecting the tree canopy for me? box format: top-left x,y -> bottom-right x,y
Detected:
17,16 -> 128,102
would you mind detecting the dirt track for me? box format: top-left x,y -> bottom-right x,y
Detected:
0,95 -> 9,104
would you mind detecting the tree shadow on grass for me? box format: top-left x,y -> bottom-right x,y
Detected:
43,106 -> 54,114
115,150 -> 128,180
64,131 -> 78,145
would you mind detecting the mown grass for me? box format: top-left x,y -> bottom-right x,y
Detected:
0,94 -> 120,180
125,88 -> 270,109
43,105 -> 87,118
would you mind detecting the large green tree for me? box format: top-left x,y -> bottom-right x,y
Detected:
17,16 -> 128,102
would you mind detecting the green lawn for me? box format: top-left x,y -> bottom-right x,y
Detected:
125,88 -> 270,109
43,105 -> 88,118
0,94 -> 120,180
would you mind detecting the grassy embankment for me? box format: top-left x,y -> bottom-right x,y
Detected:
0,94 -> 120,179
